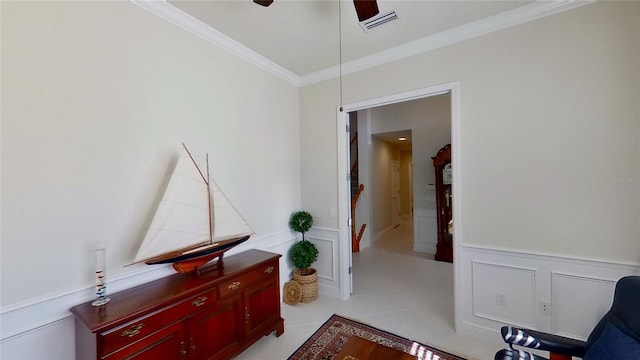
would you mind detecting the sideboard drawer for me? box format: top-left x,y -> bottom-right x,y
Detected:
100,288 -> 217,356
219,261 -> 277,298
173,288 -> 218,315
100,311 -> 172,356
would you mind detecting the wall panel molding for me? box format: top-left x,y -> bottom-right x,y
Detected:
551,272 -> 617,340
0,230 -> 293,343
458,244 -> 640,344
462,243 -> 640,269
472,261 -> 536,328
307,227 -> 340,298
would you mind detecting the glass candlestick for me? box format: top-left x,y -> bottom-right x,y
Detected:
91,244 -> 111,306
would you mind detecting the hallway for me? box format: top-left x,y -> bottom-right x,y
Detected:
372,217 -> 433,260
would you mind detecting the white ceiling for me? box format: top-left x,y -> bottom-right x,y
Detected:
136,1 -> 589,85
373,130 -> 412,151
169,0 -> 530,76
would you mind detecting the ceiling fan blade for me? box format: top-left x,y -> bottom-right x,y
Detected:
353,0 -> 379,22
253,0 -> 273,7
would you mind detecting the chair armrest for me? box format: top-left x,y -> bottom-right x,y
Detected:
501,326 -> 588,357
495,348 -> 548,360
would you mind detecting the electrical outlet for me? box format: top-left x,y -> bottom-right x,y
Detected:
539,301 -> 551,316
329,208 -> 336,218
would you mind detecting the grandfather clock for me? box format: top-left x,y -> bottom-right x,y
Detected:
432,144 -> 453,263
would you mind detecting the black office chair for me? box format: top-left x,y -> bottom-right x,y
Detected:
494,275 -> 640,360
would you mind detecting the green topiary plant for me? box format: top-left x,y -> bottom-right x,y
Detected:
289,211 -> 318,275
289,210 -> 313,241
290,240 -> 318,274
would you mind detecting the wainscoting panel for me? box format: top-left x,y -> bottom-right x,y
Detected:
307,227 -> 341,298
414,208 -> 437,254
458,244 -> 640,345
309,237 -> 334,281
472,261 -> 536,328
552,273 -> 616,340
0,230 -> 295,360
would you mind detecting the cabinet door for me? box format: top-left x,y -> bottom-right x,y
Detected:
103,322 -> 185,360
188,294 -> 244,360
244,278 -> 280,341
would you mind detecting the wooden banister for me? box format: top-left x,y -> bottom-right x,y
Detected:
351,184 -> 366,252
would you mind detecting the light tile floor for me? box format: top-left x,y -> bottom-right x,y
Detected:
236,220 -> 504,359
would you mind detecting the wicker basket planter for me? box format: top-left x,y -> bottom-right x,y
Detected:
293,268 -> 318,303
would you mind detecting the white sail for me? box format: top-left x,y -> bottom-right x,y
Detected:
134,145 -> 252,263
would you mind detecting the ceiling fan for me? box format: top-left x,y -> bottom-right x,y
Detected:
252,0 -> 380,22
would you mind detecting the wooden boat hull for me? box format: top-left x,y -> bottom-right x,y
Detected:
145,235 -> 250,273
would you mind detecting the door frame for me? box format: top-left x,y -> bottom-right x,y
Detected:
336,81 -> 462,331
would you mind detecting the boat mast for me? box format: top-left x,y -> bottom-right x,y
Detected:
181,143 -> 214,245
206,153 -> 213,244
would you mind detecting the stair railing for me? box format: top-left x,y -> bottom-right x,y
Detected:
351,184 -> 366,252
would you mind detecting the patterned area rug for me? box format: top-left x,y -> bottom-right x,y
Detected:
287,314 -> 467,360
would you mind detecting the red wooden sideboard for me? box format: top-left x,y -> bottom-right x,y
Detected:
71,250 -> 284,359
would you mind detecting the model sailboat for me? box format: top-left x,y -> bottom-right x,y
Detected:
133,144 -> 253,273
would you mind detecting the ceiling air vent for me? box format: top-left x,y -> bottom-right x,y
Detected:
359,10 -> 398,33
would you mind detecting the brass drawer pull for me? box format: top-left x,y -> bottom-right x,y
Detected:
227,281 -> 241,290
120,324 -> 144,337
192,296 -> 208,307
264,266 -> 274,274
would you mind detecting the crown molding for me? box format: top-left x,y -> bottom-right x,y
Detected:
130,0 -> 593,88
130,0 -> 301,87
299,0 -> 594,86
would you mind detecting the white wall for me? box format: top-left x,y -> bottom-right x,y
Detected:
300,0 -> 640,342
1,1 -> 301,357
301,0 -> 640,269
399,149 -> 412,216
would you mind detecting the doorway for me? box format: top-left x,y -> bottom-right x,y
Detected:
336,82 -> 461,330
366,131 -> 414,254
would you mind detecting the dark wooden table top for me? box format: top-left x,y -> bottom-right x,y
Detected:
335,336 -> 418,360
